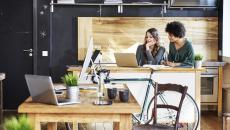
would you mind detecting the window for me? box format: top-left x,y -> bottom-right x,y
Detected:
223,0 -> 230,62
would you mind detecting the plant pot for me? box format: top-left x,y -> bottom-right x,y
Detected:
66,87 -> 79,101
194,60 -> 202,69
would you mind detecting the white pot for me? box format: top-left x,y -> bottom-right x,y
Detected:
66,87 -> 79,101
194,61 -> 202,69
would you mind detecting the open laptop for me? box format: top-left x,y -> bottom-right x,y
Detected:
25,74 -> 80,105
114,53 -> 139,67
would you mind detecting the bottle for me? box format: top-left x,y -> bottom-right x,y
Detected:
98,72 -> 105,97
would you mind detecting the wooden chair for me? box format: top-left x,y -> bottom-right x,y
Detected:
133,83 -> 188,130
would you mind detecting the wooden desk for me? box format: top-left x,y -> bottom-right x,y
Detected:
18,87 -> 140,130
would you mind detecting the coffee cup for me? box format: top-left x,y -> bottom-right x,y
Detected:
107,88 -> 117,100
119,89 -> 129,102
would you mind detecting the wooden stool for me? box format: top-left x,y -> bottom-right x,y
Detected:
223,113 -> 230,130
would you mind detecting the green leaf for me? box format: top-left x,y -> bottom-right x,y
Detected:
3,115 -> 33,130
61,72 -> 78,87
194,54 -> 203,61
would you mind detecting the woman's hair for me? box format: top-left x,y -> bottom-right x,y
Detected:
143,28 -> 160,56
165,21 -> 186,38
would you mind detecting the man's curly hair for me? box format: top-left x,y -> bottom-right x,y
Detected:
165,21 -> 186,38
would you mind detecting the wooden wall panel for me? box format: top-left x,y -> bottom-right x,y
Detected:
78,17 -> 93,60
78,17 -> 218,62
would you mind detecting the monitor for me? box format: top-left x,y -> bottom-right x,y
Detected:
89,49 -> 102,66
79,36 -> 94,81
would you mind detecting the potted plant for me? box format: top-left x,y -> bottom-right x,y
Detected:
3,115 -> 33,130
61,72 -> 79,101
194,54 -> 203,69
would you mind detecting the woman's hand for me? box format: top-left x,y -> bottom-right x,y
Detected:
146,41 -> 155,50
164,61 -> 180,67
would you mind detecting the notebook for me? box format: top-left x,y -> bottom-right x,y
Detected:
25,74 -> 80,105
114,53 -> 139,67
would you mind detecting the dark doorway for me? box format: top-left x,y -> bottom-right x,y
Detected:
0,0 -> 33,109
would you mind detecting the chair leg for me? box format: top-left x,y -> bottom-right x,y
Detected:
65,123 -> 71,130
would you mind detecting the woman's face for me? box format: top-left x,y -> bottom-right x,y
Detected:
146,32 -> 156,44
168,33 -> 178,43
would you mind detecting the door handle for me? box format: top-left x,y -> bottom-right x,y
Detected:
23,48 -> 33,56
23,48 -> 33,53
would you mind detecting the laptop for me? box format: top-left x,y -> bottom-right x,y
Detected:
114,53 -> 139,67
25,74 -> 80,105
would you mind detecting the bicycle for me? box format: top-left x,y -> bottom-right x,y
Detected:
103,70 -> 199,130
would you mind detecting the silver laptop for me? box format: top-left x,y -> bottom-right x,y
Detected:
114,53 -> 139,67
25,74 -> 80,105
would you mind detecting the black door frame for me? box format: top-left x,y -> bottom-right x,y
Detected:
33,0 -> 38,74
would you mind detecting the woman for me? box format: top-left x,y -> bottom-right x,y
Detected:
164,21 -> 194,67
136,28 -> 166,66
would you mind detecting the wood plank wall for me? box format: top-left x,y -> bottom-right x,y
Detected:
78,17 -> 218,62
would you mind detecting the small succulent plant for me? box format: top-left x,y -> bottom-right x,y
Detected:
194,54 -> 203,61
61,73 -> 78,87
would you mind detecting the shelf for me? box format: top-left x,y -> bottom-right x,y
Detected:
50,0 -> 168,14
52,2 -> 168,6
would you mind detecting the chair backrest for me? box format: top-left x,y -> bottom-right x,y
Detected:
152,83 -> 188,129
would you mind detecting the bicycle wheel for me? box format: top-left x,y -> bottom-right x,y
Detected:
146,92 -> 199,130
181,93 -> 199,130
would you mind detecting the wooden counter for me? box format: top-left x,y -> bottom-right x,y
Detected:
68,67 -> 204,103
68,66 -> 204,73
68,66 -> 203,130
68,66 -> 205,129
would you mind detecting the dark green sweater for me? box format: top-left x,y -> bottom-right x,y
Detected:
168,39 -> 194,67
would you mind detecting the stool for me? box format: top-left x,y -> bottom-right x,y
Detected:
223,113 -> 230,130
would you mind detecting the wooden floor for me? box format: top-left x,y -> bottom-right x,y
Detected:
201,111 -> 222,130
0,110 -> 222,130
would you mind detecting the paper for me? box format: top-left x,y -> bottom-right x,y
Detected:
142,65 -> 171,70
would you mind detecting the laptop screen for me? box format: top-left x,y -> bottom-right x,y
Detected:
25,74 -> 58,105
114,53 -> 138,67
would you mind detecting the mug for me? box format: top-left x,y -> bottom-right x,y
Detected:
119,89 -> 129,102
107,88 -> 117,100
